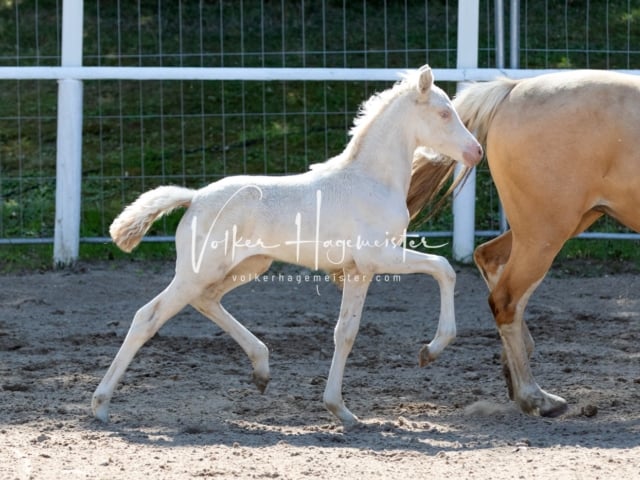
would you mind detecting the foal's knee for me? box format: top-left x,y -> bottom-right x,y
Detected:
428,256 -> 455,288
438,256 -> 456,282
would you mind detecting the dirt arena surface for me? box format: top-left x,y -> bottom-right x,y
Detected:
1,260 -> 638,479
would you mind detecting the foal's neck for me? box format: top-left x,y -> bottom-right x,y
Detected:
346,103 -> 416,195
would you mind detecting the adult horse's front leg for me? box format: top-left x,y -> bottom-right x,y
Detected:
323,267 -> 372,428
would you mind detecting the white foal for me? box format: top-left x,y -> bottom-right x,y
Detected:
92,64 -> 482,427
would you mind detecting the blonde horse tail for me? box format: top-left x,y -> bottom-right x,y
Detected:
110,186 -> 195,252
407,156 -> 462,220
407,77 -> 518,220
453,77 -> 518,146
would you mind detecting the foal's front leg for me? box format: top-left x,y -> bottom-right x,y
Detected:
368,247 -> 457,366
323,269 -> 372,428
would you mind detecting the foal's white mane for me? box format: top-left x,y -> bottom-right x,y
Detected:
311,69 -> 420,171
349,69 -> 418,142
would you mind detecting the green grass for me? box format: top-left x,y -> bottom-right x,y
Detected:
1,1 -> 639,271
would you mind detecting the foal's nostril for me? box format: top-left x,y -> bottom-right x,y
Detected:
463,143 -> 483,166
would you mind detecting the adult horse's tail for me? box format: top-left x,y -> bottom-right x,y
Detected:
407,77 -> 518,219
110,186 -> 194,252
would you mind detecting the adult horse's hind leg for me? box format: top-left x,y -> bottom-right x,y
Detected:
191,256 -> 273,393
478,206 -> 605,411
474,231 -> 534,397
474,230 -> 512,291
488,238 -> 568,417
92,276 -> 197,422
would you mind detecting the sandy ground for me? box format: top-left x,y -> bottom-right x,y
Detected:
1,260 -> 639,479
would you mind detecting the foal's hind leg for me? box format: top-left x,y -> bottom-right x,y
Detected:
92,277 -> 195,422
191,256 -> 273,393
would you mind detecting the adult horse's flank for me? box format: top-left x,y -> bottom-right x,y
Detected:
92,65 -> 483,427
409,69 -> 640,417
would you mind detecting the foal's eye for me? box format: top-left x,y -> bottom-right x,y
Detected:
439,110 -> 451,120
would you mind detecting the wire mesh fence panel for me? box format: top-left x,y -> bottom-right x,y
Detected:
80,0 -> 464,241
1,1 -> 639,260
0,1 -> 60,244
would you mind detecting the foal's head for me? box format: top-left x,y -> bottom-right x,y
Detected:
406,65 -> 482,168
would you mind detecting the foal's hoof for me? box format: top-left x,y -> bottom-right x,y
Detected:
341,416 -> 365,432
418,345 -> 436,367
252,372 -> 270,394
324,398 -> 360,429
92,394 -> 110,423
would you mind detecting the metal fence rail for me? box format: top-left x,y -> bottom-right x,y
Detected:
0,1 -> 638,265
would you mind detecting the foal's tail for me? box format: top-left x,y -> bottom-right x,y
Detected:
110,186 -> 195,252
407,77 -> 518,219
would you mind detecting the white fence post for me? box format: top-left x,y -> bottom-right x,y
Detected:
54,0 -> 84,266
452,0 -> 479,263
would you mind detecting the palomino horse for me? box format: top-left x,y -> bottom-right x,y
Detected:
408,69 -> 640,417
92,65 -> 483,427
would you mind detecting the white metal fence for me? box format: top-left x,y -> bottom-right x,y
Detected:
1,1 -> 639,265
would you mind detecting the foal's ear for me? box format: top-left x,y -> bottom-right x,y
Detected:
417,64 -> 433,95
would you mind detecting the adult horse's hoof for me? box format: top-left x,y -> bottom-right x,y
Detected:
539,397 -> 568,418
517,390 -> 568,418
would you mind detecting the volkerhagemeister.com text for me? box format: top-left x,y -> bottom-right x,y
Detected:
230,272 -> 402,285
